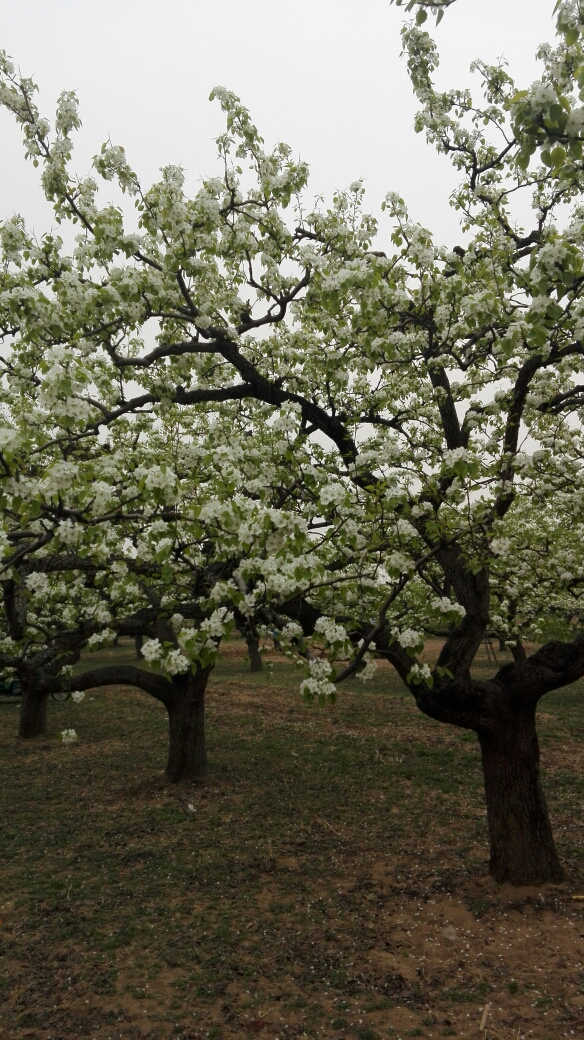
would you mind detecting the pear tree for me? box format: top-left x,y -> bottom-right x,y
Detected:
4,0 -> 584,884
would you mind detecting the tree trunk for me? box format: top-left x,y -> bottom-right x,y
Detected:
18,684 -> 48,738
165,668 -> 210,782
246,636 -> 262,672
511,639 -> 527,663
478,708 -> 564,885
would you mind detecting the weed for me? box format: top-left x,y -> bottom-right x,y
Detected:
469,897 -> 492,918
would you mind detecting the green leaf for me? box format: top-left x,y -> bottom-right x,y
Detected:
527,325 -> 549,347
415,8 -> 427,23
550,145 -> 566,165
508,90 -> 529,105
435,666 -> 454,679
546,301 -> 564,321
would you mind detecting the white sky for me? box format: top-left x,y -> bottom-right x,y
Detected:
0,1 -> 558,250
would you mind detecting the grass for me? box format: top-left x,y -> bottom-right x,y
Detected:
1,639 -> 584,1039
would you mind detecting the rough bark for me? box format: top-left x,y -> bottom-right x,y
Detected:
18,683 -> 48,738
246,636 -> 263,672
478,708 -> 564,884
412,637 -> 584,885
165,668 -> 211,782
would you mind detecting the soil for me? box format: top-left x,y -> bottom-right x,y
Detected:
1,639 -> 583,1040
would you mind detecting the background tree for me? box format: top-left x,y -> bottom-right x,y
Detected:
0,396 -> 348,780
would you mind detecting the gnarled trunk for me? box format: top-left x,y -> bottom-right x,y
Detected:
246,636 -> 262,672
19,683 -> 48,738
413,655 -> 573,886
165,668 -> 211,782
478,708 -> 564,885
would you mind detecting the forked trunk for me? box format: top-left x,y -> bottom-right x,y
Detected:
247,636 -> 262,672
165,668 -> 210,782
478,707 -> 564,885
19,684 -> 48,738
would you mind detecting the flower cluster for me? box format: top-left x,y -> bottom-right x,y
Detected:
407,663 -> 432,686
300,657 -> 337,704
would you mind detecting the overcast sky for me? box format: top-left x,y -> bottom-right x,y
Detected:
0,1 -> 558,250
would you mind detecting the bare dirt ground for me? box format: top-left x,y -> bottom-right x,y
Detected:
1,640 -> 584,1040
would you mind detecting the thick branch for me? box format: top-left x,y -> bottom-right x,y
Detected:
428,366 -> 467,450
62,665 -> 175,708
435,546 -> 490,679
495,636 -> 584,704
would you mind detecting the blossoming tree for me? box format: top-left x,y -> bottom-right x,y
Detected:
0,392 -> 361,780
4,0 -> 584,883
299,0 -> 584,887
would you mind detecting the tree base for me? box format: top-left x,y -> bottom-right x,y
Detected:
479,709 -> 564,886
247,637 -> 263,672
488,860 -> 565,886
249,653 -> 263,672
